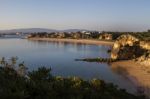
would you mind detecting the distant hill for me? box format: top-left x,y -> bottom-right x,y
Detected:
0,28 -> 89,33
62,29 -> 88,32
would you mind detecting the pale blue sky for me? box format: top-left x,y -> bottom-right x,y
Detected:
0,0 -> 150,31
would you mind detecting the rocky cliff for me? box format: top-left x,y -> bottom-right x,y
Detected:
140,41 -> 150,50
111,34 -> 150,66
137,51 -> 150,66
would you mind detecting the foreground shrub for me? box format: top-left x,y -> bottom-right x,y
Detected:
0,57 -> 146,99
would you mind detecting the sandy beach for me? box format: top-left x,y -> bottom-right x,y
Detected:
28,38 -> 114,46
111,60 -> 150,96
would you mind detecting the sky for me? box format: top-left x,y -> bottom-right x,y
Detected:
0,0 -> 150,32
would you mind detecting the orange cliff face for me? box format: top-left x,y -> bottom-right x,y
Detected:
111,34 -> 150,67
140,41 -> 150,50
138,42 -> 150,66
111,34 -> 141,60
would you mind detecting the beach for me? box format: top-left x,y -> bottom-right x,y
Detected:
28,38 -> 114,46
111,60 -> 150,96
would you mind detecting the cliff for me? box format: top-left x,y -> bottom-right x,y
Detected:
111,34 -> 150,66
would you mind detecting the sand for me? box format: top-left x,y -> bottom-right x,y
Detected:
111,60 -> 150,97
28,38 -> 114,46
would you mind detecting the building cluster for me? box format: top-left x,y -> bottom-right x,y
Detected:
28,31 -> 113,40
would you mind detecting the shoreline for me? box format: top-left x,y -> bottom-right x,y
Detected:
28,38 -> 114,46
111,60 -> 150,97
28,37 -> 150,97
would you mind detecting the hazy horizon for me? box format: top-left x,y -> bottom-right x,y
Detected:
0,27 -> 149,33
0,0 -> 150,32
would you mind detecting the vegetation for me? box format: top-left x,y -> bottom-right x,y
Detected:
116,44 -> 148,60
28,29 -> 150,41
0,57 -> 146,99
28,31 -> 100,39
107,31 -> 150,41
107,49 -> 111,53
75,57 -> 116,63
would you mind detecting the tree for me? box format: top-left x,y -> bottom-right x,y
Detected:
0,57 -> 146,99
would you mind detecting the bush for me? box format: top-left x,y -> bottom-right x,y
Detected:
0,58 -> 146,99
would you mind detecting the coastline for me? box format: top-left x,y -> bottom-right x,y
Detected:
28,38 -> 114,46
28,37 -> 150,97
111,60 -> 150,96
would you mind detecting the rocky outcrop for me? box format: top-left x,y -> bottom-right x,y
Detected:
140,41 -> 150,50
111,34 -> 150,66
111,34 -> 144,60
138,42 -> 150,66
137,51 -> 150,66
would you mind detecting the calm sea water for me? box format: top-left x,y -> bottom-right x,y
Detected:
0,38 -> 138,93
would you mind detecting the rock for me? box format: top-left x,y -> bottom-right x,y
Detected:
137,51 -> 150,66
111,34 -> 150,66
111,34 -> 143,60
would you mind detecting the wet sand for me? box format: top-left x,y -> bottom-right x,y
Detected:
28,38 -> 114,46
111,60 -> 150,97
